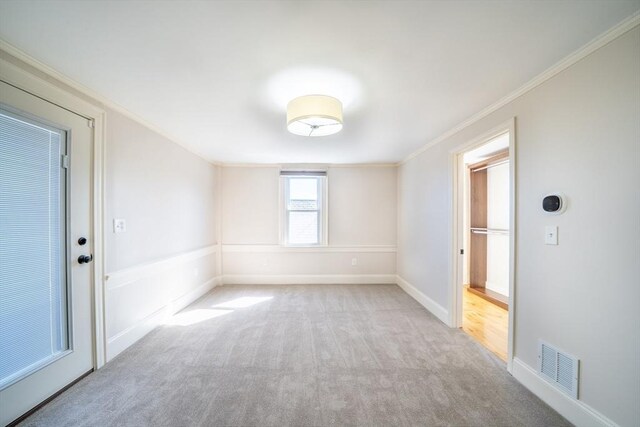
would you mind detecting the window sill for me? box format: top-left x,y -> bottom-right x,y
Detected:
281,244 -> 328,248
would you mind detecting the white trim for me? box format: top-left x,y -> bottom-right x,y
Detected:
215,167 -> 223,281
223,163 -> 398,168
0,40 -> 219,166
324,171 -> 329,245
512,358 -> 619,427
221,244 -> 397,253
400,11 -> 640,165
0,56 -> 104,120
0,55 -> 108,370
2,11 -> 639,170
105,245 -> 218,290
106,276 -> 222,361
396,275 -> 449,325
222,274 -> 396,285
507,124 -> 517,374
92,110 -> 106,369
449,118 -> 516,373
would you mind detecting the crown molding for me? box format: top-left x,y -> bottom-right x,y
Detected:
0,39 -> 220,166
2,9 -> 638,169
399,11 -> 640,165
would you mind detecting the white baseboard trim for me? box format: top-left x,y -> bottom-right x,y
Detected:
106,275 -> 221,361
222,274 -> 396,285
222,244 -> 397,253
512,358 -> 619,427
396,275 -> 450,325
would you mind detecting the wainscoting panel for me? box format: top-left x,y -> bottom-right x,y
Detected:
222,246 -> 396,279
104,245 -> 220,361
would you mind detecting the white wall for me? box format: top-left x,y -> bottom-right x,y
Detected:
397,27 -> 640,427
328,167 -> 397,246
105,109 -> 218,272
222,165 -> 397,283
222,166 -> 280,244
486,162 -> 509,296
0,49 -> 223,361
103,109 -> 221,359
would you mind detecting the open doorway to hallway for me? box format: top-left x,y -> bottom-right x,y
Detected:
455,130 -> 512,363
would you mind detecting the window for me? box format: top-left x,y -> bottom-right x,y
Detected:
281,171 -> 327,246
0,109 -> 69,388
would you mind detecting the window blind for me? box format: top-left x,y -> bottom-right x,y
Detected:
280,170 -> 327,177
0,109 -> 68,389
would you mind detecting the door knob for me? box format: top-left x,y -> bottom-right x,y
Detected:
78,254 -> 93,264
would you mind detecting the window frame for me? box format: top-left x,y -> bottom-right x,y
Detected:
280,173 -> 328,247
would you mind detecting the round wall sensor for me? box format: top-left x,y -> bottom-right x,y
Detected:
542,193 -> 566,214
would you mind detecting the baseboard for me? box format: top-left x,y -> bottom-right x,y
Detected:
512,358 -> 619,427
106,276 -> 221,361
222,244 -> 397,253
396,275 -> 450,325
221,274 -> 396,285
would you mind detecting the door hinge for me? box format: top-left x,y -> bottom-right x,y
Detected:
61,154 -> 69,169
87,118 -> 95,128
460,249 -> 464,255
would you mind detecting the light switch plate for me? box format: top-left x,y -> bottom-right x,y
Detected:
113,218 -> 126,233
545,226 -> 558,245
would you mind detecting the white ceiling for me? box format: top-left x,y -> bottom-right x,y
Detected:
1,1 -> 638,164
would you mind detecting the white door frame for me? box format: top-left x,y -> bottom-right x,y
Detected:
0,52 -> 107,370
449,118 -> 516,373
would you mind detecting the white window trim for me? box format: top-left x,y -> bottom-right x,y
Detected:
280,174 -> 328,247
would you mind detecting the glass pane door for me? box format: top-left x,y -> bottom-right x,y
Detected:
0,108 -> 69,389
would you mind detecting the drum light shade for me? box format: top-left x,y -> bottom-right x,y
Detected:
287,95 -> 343,136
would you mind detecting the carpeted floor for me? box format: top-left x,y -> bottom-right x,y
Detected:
21,284 -> 571,426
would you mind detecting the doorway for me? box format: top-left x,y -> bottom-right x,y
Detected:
452,122 -> 515,369
0,81 -> 95,425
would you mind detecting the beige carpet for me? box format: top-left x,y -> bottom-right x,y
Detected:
20,284 -> 571,426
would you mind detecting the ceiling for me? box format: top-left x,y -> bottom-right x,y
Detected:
1,1 -> 638,164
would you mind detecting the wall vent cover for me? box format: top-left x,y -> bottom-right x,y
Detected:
538,340 -> 579,399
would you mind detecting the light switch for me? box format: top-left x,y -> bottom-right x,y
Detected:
113,218 -> 126,233
545,226 -> 558,245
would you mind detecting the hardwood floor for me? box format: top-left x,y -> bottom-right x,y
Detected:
462,286 -> 508,361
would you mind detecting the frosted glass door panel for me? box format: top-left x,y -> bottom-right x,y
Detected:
0,109 -> 68,389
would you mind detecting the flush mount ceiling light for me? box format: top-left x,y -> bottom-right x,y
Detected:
287,95 -> 343,137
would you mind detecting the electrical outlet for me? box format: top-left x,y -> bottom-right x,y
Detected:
351,258 -> 358,266
113,218 -> 126,233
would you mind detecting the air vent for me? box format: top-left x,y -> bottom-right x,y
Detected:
538,341 -> 579,399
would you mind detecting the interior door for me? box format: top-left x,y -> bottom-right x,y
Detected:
0,81 -> 94,426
